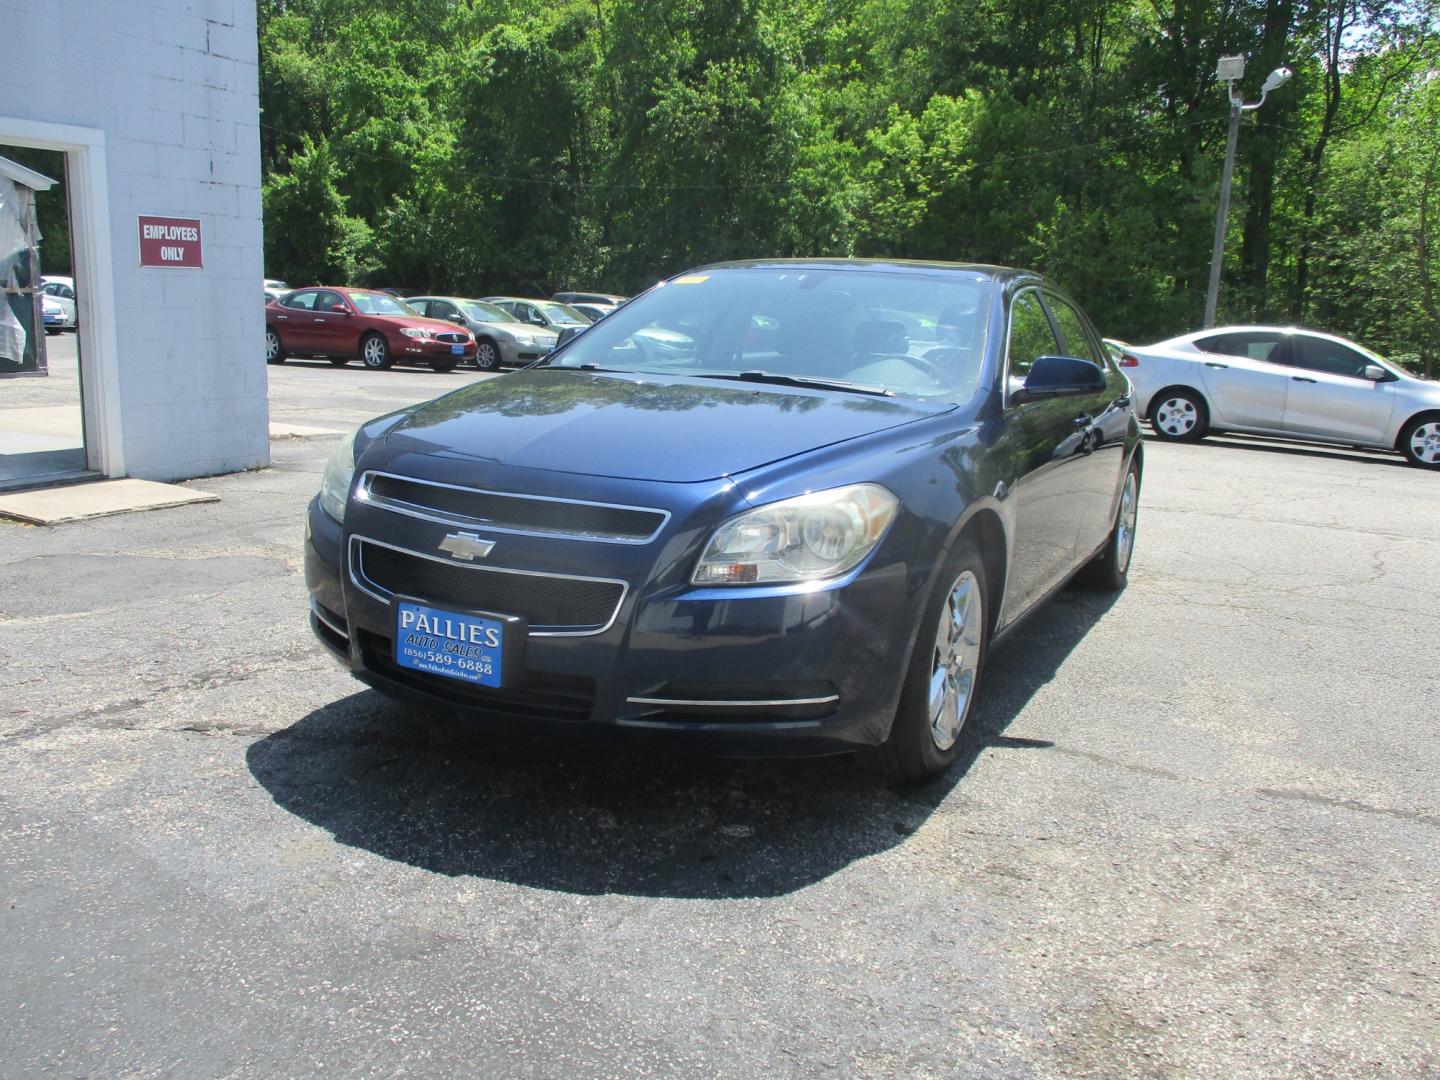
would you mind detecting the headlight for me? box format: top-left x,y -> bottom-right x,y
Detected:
692,483 -> 898,586
401,327 -> 432,339
319,427 -> 359,523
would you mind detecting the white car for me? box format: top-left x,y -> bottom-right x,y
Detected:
1120,326 -> 1440,469
41,275 -> 77,330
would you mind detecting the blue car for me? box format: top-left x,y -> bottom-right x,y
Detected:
305,260 -> 1142,781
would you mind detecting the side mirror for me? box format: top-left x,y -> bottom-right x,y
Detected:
330,303 -> 349,314
555,325 -> 587,348
1012,356 -> 1107,405
1363,364 -> 1387,381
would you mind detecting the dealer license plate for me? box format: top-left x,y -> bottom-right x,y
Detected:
450,343 -> 465,355
395,600 -> 504,687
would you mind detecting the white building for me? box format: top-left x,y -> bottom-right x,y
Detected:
0,0 -> 267,483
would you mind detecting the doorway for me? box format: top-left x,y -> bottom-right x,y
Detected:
0,145 -> 88,490
0,118 -> 124,492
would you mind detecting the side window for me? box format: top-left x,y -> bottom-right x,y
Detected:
1007,291 -> 1061,379
1044,296 -> 1104,365
1194,331 -> 1286,361
430,300 -> 457,319
411,300 -> 432,317
1290,336 -> 1370,378
283,291 -> 318,311
313,290 -> 344,312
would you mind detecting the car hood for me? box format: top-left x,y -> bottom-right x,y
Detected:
384,369 -> 956,482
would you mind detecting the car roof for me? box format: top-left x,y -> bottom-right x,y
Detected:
688,257 -> 1036,283
1168,325 -> 1370,350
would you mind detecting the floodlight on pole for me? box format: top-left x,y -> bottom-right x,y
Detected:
1202,58 -> 1294,328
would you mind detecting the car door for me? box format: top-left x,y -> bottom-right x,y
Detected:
275,289 -> 320,351
1043,292 -> 1128,557
997,289 -> 1086,627
307,290 -> 355,355
1280,333 -> 1398,445
1191,330 -> 1293,431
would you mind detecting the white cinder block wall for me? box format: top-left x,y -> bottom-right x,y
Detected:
2,0 -> 268,480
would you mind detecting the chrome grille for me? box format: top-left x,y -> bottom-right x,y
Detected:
360,472 -> 668,543
351,538 -> 625,635
435,332 -> 468,343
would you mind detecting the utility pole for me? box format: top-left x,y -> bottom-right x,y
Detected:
1202,56 -> 1293,329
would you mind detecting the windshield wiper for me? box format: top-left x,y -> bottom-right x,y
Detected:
699,370 -> 895,397
538,363 -> 636,374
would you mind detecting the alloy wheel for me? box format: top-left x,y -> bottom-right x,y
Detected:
1116,470 -> 1139,573
928,570 -> 984,751
265,330 -> 280,362
362,336 -> 387,368
1155,397 -> 1197,437
1409,421 -> 1440,465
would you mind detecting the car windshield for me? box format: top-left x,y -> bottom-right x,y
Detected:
541,267 -> 994,399
348,291 -> 417,316
534,300 -> 589,326
460,301 -> 519,324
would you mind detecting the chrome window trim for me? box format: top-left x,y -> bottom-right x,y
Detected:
348,534 -> 629,638
358,470 -> 671,545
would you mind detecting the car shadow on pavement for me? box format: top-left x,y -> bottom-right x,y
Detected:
1165,433 -> 1410,468
246,588 -> 1119,899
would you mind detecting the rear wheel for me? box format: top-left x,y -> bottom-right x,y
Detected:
1399,414 -> 1440,469
474,337 -> 501,372
1080,459 -> 1140,590
360,332 -> 392,370
265,327 -> 286,364
1150,388 -> 1208,441
865,541 -> 988,783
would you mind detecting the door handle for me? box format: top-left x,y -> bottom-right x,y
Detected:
1205,361 -> 1229,369
1291,375 -> 1317,384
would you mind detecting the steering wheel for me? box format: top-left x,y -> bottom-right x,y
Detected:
862,351 -> 949,386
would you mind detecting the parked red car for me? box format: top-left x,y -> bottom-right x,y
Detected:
265,287 -> 476,372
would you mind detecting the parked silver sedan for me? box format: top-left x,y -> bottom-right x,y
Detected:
1120,326 -> 1440,468
407,296 -> 557,371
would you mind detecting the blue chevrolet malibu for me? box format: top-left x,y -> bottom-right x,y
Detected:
305,260 -> 1142,781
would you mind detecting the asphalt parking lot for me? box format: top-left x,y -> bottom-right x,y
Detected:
2,356 -> 1437,1077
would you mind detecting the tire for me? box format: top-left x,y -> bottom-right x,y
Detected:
1398,413 -> 1440,469
430,358 -> 459,374
864,541 -> 989,783
45,328 -> 60,336
360,332 -> 393,370
328,356 -> 350,367
1080,458 -> 1141,590
265,326 -> 286,365
1149,388 -> 1208,441
474,337 -> 501,372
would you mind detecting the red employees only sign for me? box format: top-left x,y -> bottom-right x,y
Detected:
138,215 -> 203,268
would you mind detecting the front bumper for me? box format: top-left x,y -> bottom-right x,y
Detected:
304,492 -> 918,755
398,337 -> 476,361
495,337 -> 553,367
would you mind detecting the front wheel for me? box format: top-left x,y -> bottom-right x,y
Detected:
1399,414 -> 1440,469
265,327 -> 286,364
474,338 -> 501,372
1150,389 -> 1208,441
1080,459 -> 1141,590
360,332 -> 392,370
865,542 -> 988,783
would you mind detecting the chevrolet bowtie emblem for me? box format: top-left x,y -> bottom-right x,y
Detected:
437,532 -> 496,561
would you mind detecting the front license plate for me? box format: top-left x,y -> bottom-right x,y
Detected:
450,343 -> 465,355
395,600 -> 505,687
